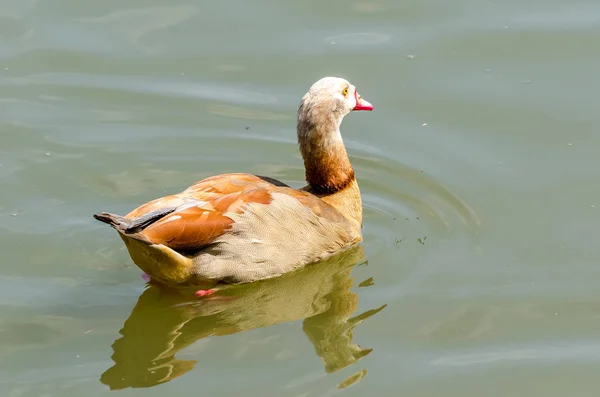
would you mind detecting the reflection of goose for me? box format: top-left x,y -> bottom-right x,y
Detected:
100,246 -> 386,390
93,77 -> 374,292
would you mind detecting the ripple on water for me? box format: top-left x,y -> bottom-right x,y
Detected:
208,104 -> 288,121
3,73 -> 279,106
350,147 -> 480,257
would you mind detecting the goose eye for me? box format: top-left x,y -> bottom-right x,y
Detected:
342,87 -> 349,96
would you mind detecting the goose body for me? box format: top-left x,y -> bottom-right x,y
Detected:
94,77 -> 373,287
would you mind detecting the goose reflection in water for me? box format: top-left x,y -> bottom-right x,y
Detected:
100,246 -> 386,389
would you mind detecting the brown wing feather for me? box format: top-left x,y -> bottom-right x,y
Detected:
185,173 -> 275,195
119,173 -> 345,252
126,195 -> 187,219
142,207 -> 233,250
126,173 -> 275,219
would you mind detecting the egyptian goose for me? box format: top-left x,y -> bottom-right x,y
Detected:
94,77 -> 373,292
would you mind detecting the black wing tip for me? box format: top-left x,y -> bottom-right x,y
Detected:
94,207 -> 178,233
93,212 -> 131,231
93,212 -> 114,225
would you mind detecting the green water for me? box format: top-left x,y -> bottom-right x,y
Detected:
2,0 -> 600,395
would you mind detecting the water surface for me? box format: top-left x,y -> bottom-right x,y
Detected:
2,0 -> 600,395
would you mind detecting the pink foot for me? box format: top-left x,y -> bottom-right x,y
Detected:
195,289 -> 217,298
142,273 -> 151,282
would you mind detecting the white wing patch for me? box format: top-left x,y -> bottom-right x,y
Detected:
175,199 -> 207,212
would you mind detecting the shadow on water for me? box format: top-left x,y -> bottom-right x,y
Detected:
100,245 -> 386,390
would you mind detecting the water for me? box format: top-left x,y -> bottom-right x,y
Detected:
2,0 -> 600,395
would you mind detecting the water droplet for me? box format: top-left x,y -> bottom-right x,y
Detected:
591,205 -> 596,208
11,213 -> 18,217
422,122 -> 428,126
45,152 -> 51,156
407,54 -> 415,59
568,142 -> 572,146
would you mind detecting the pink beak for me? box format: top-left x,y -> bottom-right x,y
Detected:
353,90 -> 374,111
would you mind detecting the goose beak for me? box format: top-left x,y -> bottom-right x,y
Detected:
353,91 -> 374,111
